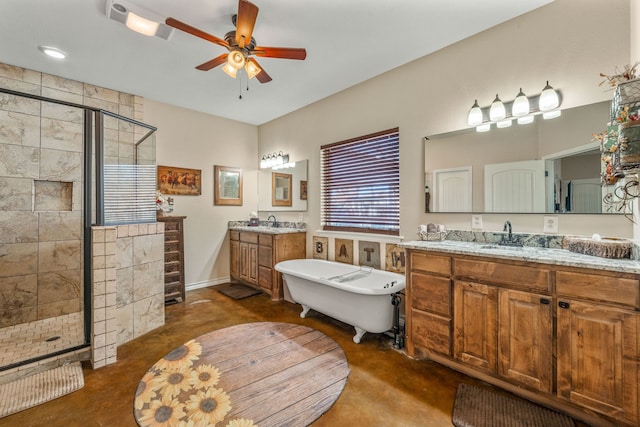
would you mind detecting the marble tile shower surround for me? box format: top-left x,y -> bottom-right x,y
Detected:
0,61 -> 146,370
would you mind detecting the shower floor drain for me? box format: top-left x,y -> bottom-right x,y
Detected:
45,336 -> 61,342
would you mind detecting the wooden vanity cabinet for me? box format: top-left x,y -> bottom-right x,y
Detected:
405,251 -> 453,358
406,248 -> 639,426
230,230 -> 306,300
556,270 -> 640,425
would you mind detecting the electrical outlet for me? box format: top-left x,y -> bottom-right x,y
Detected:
471,214 -> 483,230
298,213 -> 304,221
543,215 -> 558,233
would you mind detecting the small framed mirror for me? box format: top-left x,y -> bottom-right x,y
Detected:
272,172 -> 292,207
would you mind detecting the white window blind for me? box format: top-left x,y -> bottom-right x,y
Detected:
321,128 -> 400,235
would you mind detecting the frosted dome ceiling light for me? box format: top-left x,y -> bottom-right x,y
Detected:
38,46 -> 67,59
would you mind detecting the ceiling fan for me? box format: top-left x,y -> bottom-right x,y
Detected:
166,0 -> 307,83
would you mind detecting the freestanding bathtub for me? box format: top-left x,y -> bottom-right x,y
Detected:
275,259 -> 405,343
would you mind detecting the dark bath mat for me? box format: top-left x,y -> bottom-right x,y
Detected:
452,383 -> 574,427
218,284 -> 261,300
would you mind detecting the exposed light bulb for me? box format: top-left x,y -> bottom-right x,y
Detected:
489,94 -> 506,121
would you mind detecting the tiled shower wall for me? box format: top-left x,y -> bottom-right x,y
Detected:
0,62 -> 161,370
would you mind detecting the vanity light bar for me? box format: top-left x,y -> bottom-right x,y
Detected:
468,83 -> 562,132
260,152 -> 290,169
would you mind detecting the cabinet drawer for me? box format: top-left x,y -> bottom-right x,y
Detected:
454,258 -> 551,293
411,309 -> 451,356
259,233 -> 273,247
165,261 -> 181,274
410,251 -> 451,275
240,232 -> 259,244
556,270 -> 640,309
410,272 -> 451,316
258,246 -> 272,267
259,266 -> 272,290
230,230 -> 240,241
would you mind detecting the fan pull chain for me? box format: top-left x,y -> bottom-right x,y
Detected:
238,73 -> 242,99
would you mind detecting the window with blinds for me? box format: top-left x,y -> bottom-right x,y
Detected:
321,127 -> 400,235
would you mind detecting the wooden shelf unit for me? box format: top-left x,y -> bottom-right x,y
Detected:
157,215 -> 186,303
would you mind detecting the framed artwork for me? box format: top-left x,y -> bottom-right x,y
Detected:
312,236 -> 328,260
334,238 -> 353,264
272,172 -> 292,207
214,165 -> 243,206
385,243 -> 406,273
358,240 -> 380,269
300,180 -> 308,200
157,165 -> 201,195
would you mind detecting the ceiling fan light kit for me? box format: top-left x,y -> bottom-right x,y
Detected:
106,0 -> 173,40
165,0 -> 307,85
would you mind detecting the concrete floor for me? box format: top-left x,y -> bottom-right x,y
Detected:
3,286 -> 583,426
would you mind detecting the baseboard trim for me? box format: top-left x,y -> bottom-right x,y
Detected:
186,277 -> 230,291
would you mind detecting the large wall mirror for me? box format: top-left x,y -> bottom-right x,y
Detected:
425,101 -> 628,214
258,159 -> 308,211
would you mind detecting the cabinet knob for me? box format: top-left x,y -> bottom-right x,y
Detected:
540,298 -> 550,305
558,301 -> 570,309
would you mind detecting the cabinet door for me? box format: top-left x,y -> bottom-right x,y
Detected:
498,289 -> 552,393
239,242 -> 258,285
453,281 -> 497,372
230,239 -> 239,280
557,299 -> 639,425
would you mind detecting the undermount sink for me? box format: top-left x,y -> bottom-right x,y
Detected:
479,244 -> 524,250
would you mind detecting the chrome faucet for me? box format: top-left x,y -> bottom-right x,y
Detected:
503,220 -> 512,242
267,214 -> 277,227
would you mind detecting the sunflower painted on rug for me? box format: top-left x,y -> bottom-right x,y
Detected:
134,338 -> 257,427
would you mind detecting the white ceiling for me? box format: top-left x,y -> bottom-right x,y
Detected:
0,0 -> 553,125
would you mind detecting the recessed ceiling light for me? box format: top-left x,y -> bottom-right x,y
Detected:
38,45 -> 67,59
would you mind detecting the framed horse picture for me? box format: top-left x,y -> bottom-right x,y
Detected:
157,165 -> 202,195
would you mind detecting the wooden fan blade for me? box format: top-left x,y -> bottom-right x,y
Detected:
253,46 -> 307,60
235,0 -> 258,48
248,58 -> 272,83
196,54 -> 228,71
166,17 -> 229,49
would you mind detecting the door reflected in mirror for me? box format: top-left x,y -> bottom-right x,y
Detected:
272,172 -> 292,207
424,101 -> 628,214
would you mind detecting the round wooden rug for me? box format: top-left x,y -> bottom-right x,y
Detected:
134,322 -> 350,426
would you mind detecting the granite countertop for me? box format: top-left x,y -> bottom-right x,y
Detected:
228,220 -> 306,234
399,240 -> 640,275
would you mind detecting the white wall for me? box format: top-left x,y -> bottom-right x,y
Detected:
259,0 -> 634,242
145,99 -> 258,287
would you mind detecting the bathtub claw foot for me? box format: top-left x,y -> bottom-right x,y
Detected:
353,327 -> 366,344
300,305 -> 311,318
